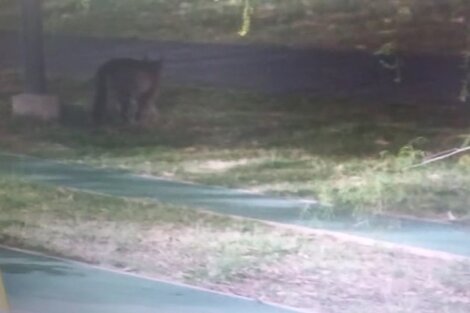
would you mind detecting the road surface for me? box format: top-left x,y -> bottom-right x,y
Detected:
0,31 -> 463,103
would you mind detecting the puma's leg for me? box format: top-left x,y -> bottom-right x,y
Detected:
136,92 -> 159,126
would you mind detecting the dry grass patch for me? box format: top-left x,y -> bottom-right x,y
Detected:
0,178 -> 469,313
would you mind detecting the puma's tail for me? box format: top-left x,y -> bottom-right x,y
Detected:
92,68 -> 108,125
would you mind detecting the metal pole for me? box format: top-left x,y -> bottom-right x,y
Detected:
20,0 -> 47,94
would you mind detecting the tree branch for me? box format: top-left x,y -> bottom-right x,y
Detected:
408,146 -> 470,169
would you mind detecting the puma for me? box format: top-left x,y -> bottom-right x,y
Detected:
92,57 -> 163,126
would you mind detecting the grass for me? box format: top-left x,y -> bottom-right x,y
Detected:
1,71 -> 470,219
0,177 -> 469,313
0,0 -> 466,55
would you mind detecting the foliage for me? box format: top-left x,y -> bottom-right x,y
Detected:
1,1 -> 469,55
238,0 -> 253,37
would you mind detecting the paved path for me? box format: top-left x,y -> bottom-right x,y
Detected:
0,153 -> 469,258
0,31 -> 463,102
0,247 -> 299,313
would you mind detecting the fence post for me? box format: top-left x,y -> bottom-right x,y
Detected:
12,0 -> 59,121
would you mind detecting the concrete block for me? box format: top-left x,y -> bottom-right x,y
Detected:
11,93 -> 60,121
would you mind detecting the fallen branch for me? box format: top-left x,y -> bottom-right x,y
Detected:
408,146 -> 470,169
